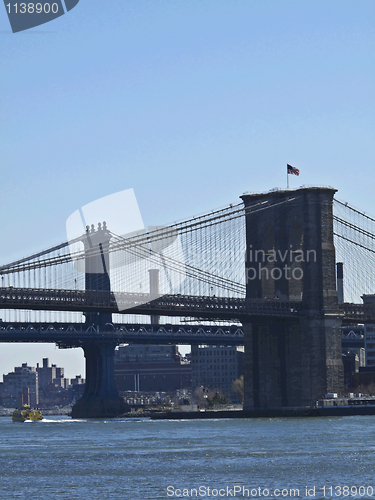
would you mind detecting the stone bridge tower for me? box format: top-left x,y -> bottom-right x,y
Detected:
240,187 -> 343,409
71,222 -> 128,418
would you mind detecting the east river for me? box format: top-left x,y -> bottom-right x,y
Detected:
0,415 -> 374,499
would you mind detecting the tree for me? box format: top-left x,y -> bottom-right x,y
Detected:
207,391 -> 231,408
192,386 -> 210,408
231,375 -> 244,403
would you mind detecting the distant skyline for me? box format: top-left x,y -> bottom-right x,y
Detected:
1,0 -> 374,378
1,353 -> 81,380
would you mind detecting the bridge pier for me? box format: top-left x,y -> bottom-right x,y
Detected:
71,222 -> 129,418
241,187 -> 344,409
71,341 -> 129,418
243,314 -> 343,408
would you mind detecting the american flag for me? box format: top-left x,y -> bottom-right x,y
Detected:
287,164 -> 300,176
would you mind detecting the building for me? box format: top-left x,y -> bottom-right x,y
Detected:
36,358 -> 69,389
0,357 -> 85,409
341,325 -> 365,388
361,295 -> 375,367
191,345 -> 244,397
2,363 -> 39,407
36,358 -> 83,406
365,324 -> 375,367
341,325 -> 365,367
70,375 -> 85,386
342,350 -> 359,387
114,344 -> 191,392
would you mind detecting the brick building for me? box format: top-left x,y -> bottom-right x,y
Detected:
2,363 -> 39,407
36,358 -> 72,389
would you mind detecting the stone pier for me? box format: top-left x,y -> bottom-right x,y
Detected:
241,187 -> 344,409
71,341 -> 128,418
71,222 -> 128,418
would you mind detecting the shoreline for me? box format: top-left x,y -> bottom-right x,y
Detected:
150,406 -> 375,419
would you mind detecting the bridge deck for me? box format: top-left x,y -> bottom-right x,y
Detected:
0,321 -> 363,348
0,322 -> 245,347
0,287 -> 300,320
340,303 -> 375,324
1,288 -> 374,323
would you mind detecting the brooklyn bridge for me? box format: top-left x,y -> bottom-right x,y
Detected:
1,186 -> 375,417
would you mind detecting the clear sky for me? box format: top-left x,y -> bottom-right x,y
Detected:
0,0 -> 374,379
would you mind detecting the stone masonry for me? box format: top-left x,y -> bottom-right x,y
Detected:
241,187 -> 344,409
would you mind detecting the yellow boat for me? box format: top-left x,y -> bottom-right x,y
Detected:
12,404 -> 43,422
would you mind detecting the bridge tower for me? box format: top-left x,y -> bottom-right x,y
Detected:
71,222 -> 128,418
241,187 -> 344,409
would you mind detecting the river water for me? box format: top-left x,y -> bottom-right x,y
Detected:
0,415 -> 374,499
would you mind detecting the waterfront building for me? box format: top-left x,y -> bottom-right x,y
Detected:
342,350 -> 359,387
190,345 -> 244,398
361,295 -> 375,367
341,326 -> 365,366
1,363 -> 39,407
365,325 -> 375,367
114,344 -> 191,392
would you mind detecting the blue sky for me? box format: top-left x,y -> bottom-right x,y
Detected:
0,0 -> 374,378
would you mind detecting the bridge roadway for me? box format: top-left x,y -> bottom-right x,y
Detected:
340,303 -> 375,324
1,288 -> 374,323
0,287 -> 301,320
0,322 -> 245,347
0,321 -> 361,349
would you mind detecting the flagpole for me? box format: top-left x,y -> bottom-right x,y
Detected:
287,164 -> 299,187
